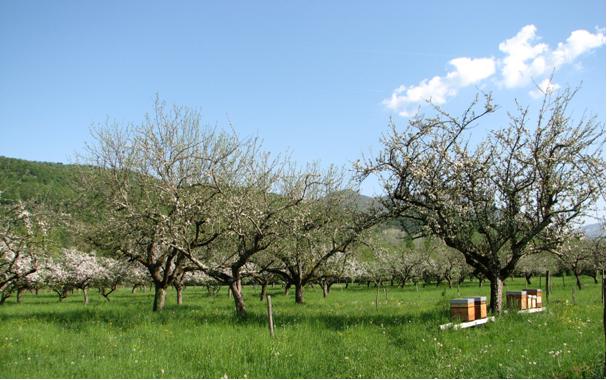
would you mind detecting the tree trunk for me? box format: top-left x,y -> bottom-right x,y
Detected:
321,282 -> 328,298
575,273 -> 583,290
152,285 -> 167,312
284,282 -> 291,296
488,276 -> 504,314
83,287 -> 89,305
176,286 -> 183,305
230,281 -> 246,316
16,288 -> 24,303
259,283 -> 267,301
295,282 -> 304,304
525,273 -> 532,285
59,288 -> 69,302
230,269 -> 246,316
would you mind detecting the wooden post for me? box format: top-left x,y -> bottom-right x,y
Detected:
383,287 -> 388,301
571,287 -> 576,305
375,286 -> 379,310
545,270 -> 550,305
602,278 -> 605,332
266,295 -> 275,337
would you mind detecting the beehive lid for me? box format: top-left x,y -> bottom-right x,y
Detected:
472,296 -> 487,302
523,288 -> 541,292
506,291 -> 527,296
450,298 -> 473,305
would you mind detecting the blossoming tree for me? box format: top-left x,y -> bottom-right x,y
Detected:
359,89 -> 604,313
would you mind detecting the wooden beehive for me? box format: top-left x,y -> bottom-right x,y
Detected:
450,298 -> 475,322
524,288 -> 543,308
506,291 -> 527,310
528,295 -> 537,309
473,296 -> 487,319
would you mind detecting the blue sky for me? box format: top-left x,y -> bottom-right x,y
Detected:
1,1 -> 605,200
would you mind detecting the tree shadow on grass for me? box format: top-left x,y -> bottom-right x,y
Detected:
0,300 -> 448,336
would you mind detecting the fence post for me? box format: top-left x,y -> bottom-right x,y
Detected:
266,295 -> 275,338
545,271 -> 550,305
602,278 -> 605,332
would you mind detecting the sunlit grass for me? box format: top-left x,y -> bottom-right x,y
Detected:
0,276 -> 604,378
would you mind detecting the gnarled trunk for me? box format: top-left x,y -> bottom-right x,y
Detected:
230,281 -> 246,316
295,281 -> 304,304
153,285 -> 167,312
176,285 -> 183,305
83,287 -> 89,305
259,283 -> 267,301
575,273 -> 583,290
489,276 -> 503,314
230,269 -> 246,316
16,288 -> 25,303
321,282 -> 328,298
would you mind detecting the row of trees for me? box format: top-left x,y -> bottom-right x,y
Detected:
1,89 -> 603,315
3,232 -> 603,306
78,98 -> 383,315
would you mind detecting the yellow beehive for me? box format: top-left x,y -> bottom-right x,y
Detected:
524,289 -> 543,308
473,296 -> 487,319
506,291 -> 527,310
450,298 -> 475,322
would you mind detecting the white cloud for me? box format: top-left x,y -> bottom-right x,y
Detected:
384,24 -> 606,117
499,25 -> 606,88
447,57 -> 496,86
383,57 -> 495,117
529,78 -> 561,99
498,24 -> 548,88
550,29 -> 606,67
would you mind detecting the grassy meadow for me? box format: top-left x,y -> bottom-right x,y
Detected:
0,276 -> 604,378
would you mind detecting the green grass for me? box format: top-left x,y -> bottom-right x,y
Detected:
0,276 -> 604,378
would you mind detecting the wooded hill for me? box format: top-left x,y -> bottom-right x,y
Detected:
0,155 -> 600,249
